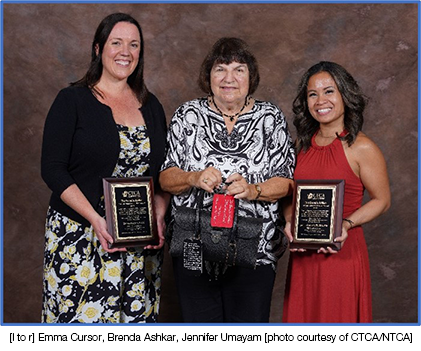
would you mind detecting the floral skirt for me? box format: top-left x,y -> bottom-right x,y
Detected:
41,207 -> 162,323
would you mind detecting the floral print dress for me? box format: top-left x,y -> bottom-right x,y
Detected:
42,124 -> 162,323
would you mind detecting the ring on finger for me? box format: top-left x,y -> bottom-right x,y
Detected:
203,178 -> 208,184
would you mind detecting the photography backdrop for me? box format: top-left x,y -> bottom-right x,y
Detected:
3,2 -> 418,323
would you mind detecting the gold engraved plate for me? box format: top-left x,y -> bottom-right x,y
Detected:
290,180 -> 344,251
103,177 -> 158,248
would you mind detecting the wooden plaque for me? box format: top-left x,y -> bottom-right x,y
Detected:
103,177 -> 158,248
290,180 -> 345,251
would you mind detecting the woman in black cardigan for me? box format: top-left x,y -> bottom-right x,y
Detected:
41,13 -> 169,323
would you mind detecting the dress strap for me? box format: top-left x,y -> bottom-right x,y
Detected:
339,130 -> 348,138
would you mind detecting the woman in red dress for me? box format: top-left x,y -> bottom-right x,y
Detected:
283,62 -> 391,323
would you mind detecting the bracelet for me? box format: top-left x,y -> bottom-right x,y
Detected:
343,218 -> 355,228
254,184 -> 262,200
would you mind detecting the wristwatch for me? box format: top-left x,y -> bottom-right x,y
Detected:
254,184 -> 262,200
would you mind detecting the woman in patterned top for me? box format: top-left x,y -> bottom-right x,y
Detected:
160,37 -> 296,322
41,13 -> 169,323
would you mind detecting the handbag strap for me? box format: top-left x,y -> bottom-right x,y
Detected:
225,198 -> 240,266
229,198 -> 240,242
193,190 -> 205,239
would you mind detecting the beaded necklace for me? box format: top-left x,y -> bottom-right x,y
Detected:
210,95 -> 250,122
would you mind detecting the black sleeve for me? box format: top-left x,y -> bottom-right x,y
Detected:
142,93 -> 167,190
41,88 -> 77,196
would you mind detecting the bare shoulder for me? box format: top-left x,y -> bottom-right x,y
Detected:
347,132 -> 385,163
349,132 -> 382,152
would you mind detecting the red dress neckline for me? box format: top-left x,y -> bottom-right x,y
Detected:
311,130 -> 348,150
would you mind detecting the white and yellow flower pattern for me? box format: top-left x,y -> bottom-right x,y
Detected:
42,124 -> 162,323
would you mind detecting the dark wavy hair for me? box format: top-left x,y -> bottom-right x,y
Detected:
293,61 -> 367,152
71,13 -> 149,104
198,37 -> 260,95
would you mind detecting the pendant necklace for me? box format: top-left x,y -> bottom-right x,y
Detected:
318,130 -> 340,139
211,95 -> 249,122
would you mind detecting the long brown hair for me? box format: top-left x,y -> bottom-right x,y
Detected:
71,13 -> 149,104
293,61 -> 367,152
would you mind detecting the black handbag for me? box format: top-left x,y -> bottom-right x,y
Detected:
168,192 -> 262,269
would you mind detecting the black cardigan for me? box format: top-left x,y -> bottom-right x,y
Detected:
41,85 -> 167,226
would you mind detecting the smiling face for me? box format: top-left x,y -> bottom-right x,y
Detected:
306,71 -> 345,128
210,61 -> 250,107
99,21 -> 141,83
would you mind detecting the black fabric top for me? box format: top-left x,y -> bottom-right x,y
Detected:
41,85 -> 167,226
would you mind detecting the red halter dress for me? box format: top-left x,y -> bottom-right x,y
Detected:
283,133 -> 372,323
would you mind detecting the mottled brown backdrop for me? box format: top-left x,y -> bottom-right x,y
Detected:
3,2 -> 418,323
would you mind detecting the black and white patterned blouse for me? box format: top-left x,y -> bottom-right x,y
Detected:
161,98 -> 296,267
